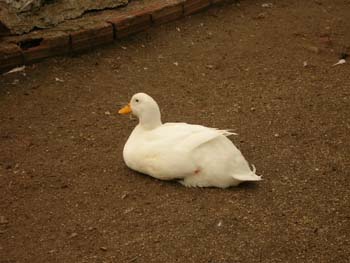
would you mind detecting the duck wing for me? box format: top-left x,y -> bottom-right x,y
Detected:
137,123 -> 233,179
159,122 -> 236,151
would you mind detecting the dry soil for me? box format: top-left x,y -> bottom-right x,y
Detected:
0,0 -> 349,262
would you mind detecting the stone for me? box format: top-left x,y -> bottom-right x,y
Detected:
0,0 -> 129,34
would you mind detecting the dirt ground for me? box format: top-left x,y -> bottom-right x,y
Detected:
1,0 -> 349,262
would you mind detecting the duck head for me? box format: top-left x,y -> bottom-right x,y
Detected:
118,93 -> 162,130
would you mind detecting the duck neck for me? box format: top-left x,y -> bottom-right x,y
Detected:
139,110 -> 162,130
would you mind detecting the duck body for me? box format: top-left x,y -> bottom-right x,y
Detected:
119,93 -> 261,188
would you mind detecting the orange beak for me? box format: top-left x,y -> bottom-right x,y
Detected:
118,103 -> 132,114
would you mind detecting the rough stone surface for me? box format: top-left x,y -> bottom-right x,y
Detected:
0,0 -> 128,34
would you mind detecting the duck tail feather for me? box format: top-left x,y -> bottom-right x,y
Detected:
233,164 -> 262,182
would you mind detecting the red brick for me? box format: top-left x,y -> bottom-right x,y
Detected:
184,0 -> 210,15
108,10 -> 151,39
21,32 -> 70,63
150,1 -> 184,25
70,23 -> 114,52
0,43 -> 23,73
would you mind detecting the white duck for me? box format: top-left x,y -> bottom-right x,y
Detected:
118,93 -> 261,188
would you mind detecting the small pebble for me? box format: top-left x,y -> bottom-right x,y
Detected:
124,208 -> 134,214
100,246 -> 108,251
256,12 -> 267,19
262,3 -> 273,8
69,232 -> 78,238
332,59 -> 346,66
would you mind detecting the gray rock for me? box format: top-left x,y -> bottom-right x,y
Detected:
0,0 -> 128,34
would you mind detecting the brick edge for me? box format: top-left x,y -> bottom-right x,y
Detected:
0,0 -> 227,74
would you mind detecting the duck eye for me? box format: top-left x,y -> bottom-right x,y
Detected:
135,99 -> 139,103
